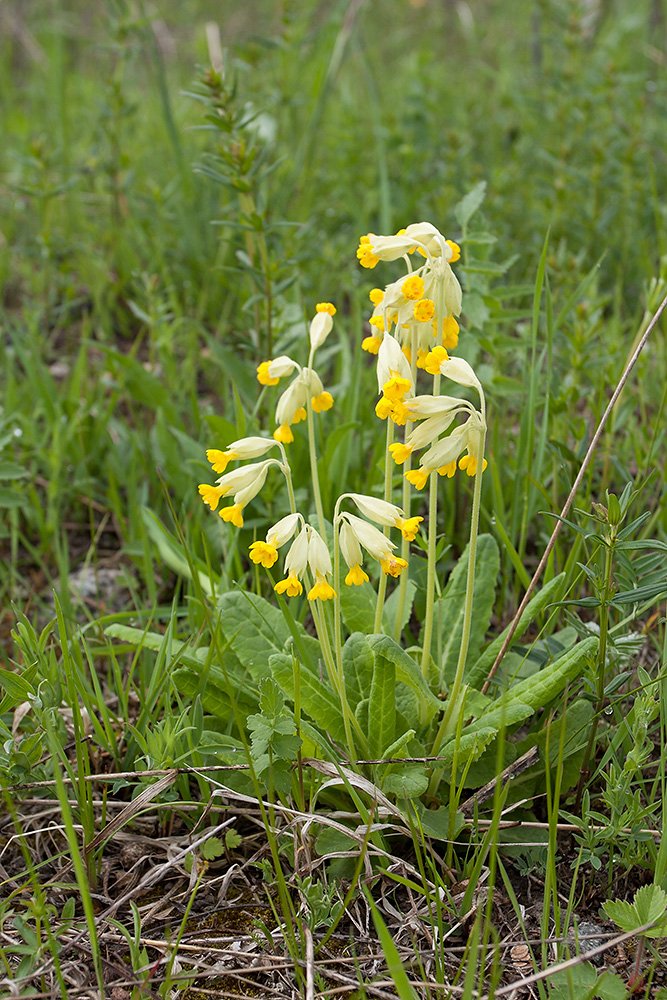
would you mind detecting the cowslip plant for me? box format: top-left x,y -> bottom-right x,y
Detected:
179,220 -> 598,807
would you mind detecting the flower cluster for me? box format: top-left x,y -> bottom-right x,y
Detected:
358,223 -> 462,367
337,493 -> 423,585
256,303 -> 336,442
198,437 -> 280,526
250,513 -> 335,600
357,222 -> 487,485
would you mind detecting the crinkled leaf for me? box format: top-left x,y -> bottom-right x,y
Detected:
340,581 -> 375,634
218,591 -> 292,680
382,765 -> 428,799
367,634 -> 441,725
466,573 -> 566,689
429,534 -> 499,688
342,632 -> 374,707
270,653 -> 346,743
368,647 -> 396,759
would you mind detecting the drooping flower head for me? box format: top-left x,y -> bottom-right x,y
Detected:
198,458 -> 277,527
272,523 -> 336,601
357,223 -> 463,363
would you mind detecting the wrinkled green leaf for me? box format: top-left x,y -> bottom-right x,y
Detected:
339,581 -> 375,634
430,534 -> 499,688
367,634 -> 441,725
342,632 -> 374,708
368,647 -> 395,759
270,653 -> 346,743
218,591 -> 290,680
466,572 -> 566,689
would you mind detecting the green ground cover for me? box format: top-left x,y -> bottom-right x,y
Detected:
1,1 -> 667,996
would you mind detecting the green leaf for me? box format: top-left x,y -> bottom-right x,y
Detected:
0,488 -> 22,508
633,883 -> 667,934
200,836 -> 225,860
0,667 -> 36,702
439,727 -> 499,772
602,897 -> 640,934
429,534 -> 499,688
367,635 -> 441,725
382,765 -> 428,798
339,581 -> 375,633
382,579 -> 417,636
497,634 -> 598,710
342,632 -> 375,708
218,591 -> 290,681
454,180 -> 487,228
225,829 -> 243,851
548,961 -> 598,1000
0,462 -> 29,480
368,646 -> 396,759
414,803 -> 467,842
466,573 -> 566,689
596,969 -> 631,1000
270,653 -> 346,743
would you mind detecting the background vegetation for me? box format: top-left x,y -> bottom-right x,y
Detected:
1,0 -> 666,996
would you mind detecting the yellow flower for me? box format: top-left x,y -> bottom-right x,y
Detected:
388,442 -> 413,464
401,275 -> 425,301
438,461 -> 458,478
249,541 -> 279,568
446,240 -> 461,263
424,346 -> 449,375
369,314 -> 388,332
273,424 -> 294,444
389,401 -> 409,425
382,375 -> 411,403
414,298 -> 436,323
198,484 -> 223,510
206,449 -> 233,473
405,468 -> 431,490
220,504 -> 244,527
397,515 -> 423,541
357,235 -> 380,269
316,302 -> 336,315
375,395 -> 393,420
459,454 -> 488,476
345,564 -> 369,586
292,407 -> 307,424
362,335 -> 382,354
257,361 -> 280,386
442,315 -> 460,349
311,391 -> 333,412
369,288 -> 384,305
380,556 -> 409,578
307,573 -> 336,601
274,575 -> 303,597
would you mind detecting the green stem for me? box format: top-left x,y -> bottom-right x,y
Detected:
278,443 -> 297,515
420,277 -> 446,675
374,419 -> 394,633
394,328 -> 418,641
306,347 -> 327,538
428,395 -> 486,796
575,537 -> 614,808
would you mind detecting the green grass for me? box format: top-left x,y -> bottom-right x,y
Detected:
1,1 -> 667,996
